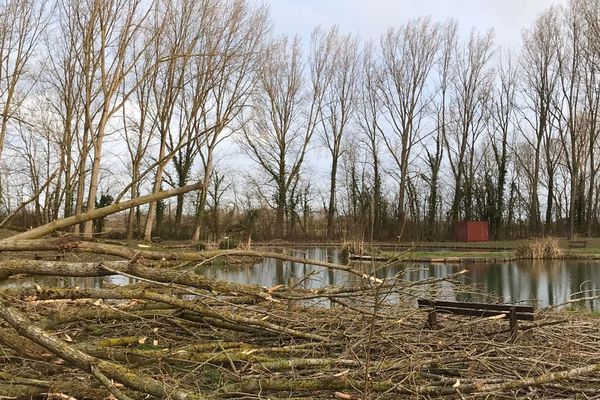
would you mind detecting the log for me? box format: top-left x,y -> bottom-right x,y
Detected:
9,286 -> 329,341
0,294 -> 209,400
0,259 -> 271,299
6,182 -> 205,241
0,238 -> 382,282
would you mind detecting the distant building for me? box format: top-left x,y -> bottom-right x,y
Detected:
455,221 -> 489,242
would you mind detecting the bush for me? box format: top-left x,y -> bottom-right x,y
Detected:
516,237 -> 564,259
218,237 -> 239,250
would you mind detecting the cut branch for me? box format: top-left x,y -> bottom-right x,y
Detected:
0,294 -> 209,400
9,286 -> 329,341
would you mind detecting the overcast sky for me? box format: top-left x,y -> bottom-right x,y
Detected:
264,0 -> 568,48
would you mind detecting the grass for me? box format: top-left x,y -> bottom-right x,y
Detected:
380,249 -> 515,261
374,237 -> 600,262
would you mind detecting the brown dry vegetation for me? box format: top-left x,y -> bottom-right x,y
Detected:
516,237 -> 565,259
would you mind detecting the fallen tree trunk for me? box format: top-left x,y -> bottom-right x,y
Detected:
0,259 -> 272,299
6,182 -> 205,241
0,238 -> 382,282
0,294 -> 210,400
8,286 -> 329,341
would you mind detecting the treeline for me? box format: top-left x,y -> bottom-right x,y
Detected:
1,0 -> 600,241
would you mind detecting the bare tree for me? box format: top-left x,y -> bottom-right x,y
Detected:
46,0 -> 86,221
63,0 -> 156,238
445,29 -> 494,223
206,167 -> 232,241
240,35 -> 323,238
378,18 -> 441,232
518,8 -> 560,234
189,0 -> 268,241
356,42 -> 384,239
314,26 -> 359,238
121,46 -> 156,240
425,20 -> 456,238
142,0 -> 204,241
554,3 -> 586,237
489,54 -> 517,238
0,0 -> 45,161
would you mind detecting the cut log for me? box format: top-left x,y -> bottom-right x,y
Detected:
6,182 -> 205,241
0,295 -> 209,400
8,286 -> 329,341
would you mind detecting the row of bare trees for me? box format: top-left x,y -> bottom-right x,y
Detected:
0,0 -> 268,241
2,0 -> 600,241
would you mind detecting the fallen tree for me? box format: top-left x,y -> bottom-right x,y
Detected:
0,238 -> 383,282
6,181 -> 205,241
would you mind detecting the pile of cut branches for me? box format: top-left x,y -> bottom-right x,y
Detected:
0,187 -> 598,399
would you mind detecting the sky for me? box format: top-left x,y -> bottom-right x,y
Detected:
243,0 -> 570,199
264,0 -> 569,49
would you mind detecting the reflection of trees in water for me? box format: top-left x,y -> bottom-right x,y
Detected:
51,247 -> 598,309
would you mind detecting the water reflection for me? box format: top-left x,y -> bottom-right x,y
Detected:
198,248 -> 354,290
197,248 -> 600,309
4,248 -> 600,309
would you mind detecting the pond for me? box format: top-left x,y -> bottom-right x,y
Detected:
196,247 -> 600,310
3,247 -> 600,309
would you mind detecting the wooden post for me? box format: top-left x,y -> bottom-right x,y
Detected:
287,276 -> 295,312
509,306 -> 518,340
428,311 -> 439,330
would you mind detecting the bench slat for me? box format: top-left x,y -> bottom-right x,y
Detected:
432,306 -> 535,321
417,299 -> 534,313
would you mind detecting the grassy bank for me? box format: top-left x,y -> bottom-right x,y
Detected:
352,237 -> 600,263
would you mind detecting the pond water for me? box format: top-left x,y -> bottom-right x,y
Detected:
196,248 -> 600,310
3,247 -> 600,309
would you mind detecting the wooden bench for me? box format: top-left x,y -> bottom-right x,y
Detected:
417,299 -> 534,335
568,240 -> 587,248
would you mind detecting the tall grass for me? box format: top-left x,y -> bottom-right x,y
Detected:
516,237 -> 564,259
340,239 -> 379,258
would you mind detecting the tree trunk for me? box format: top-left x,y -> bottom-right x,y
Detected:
143,133 -> 169,241
191,188 -> 208,242
83,113 -> 109,238
6,182 -> 204,241
275,181 -> 285,239
326,157 -> 338,238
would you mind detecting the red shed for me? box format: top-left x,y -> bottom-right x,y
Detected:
455,221 -> 489,242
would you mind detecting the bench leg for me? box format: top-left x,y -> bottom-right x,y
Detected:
427,311 -> 439,330
509,306 -> 518,340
